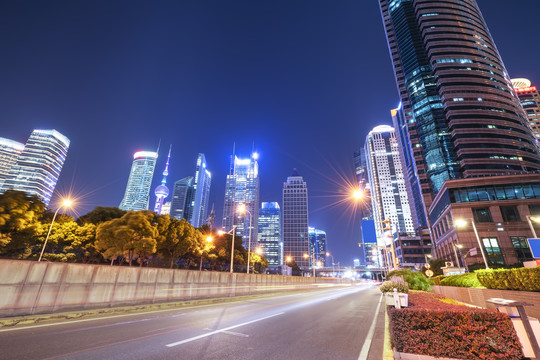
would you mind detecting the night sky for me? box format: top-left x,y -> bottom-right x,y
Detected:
2,0 -> 539,266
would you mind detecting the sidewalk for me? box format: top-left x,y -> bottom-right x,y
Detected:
367,298 -> 393,360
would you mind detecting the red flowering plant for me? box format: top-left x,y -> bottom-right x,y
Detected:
389,291 -> 523,360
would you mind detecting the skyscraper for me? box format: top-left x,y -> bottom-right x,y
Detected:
222,153 -> 260,248
353,148 -> 374,266
0,138 -> 25,188
0,129 -> 70,206
379,0 -> 540,267
511,78 -> 540,142
119,151 -> 158,211
169,177 -> 193,220
258,202 -> 282,266
282,169 -> 309,269
379,0 -> 540,213
190,153 -> 212,228
154,146 -> 171,215
308,227 -> 327,267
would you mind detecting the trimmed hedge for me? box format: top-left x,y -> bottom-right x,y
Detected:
430,275 -> 446,285
439,273 -> 483,288
389,292 -> 523,359
387,269 -> 433,291
476,266 -> 540,291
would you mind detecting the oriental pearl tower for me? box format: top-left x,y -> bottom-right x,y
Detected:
154,145 -> 171,215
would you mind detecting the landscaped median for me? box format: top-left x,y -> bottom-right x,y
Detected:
388,291 -> 523,360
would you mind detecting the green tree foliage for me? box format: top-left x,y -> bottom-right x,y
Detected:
0,190 -> 45,258
422,259 -> 447,277
77,206 -> 126,225
387,269 -> 433,291
156,218 -> 200,268
96,211 -> 158,266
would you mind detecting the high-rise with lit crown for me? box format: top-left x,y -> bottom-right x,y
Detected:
282,169 -> 310,269
0,137 -> 25,189
191,153 -> 212,228
119,150 -> 158,211
0,129 -> 70,206
258,202 -> 282,266
222,153 -> 260,247
511,78 -> 540,143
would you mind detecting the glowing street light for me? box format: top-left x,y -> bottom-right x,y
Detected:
237,204 -> 253,274
38,198 -> 73,262
199,236 -> 214,271
455,218 -> 489,269
352,189 -> 363,200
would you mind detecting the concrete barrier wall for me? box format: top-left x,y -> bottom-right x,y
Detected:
433,285 -> 540,319
0,260 -> 349,317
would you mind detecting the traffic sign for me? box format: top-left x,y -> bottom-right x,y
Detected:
528,239 -> 540,259
425,269 -> 434,278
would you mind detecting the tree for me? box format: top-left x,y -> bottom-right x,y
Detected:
0,190 -> 45,258
250,252 -> 269,274
77,206 -> 126,225
156,218 -> 200,268
95,211 -> 158,266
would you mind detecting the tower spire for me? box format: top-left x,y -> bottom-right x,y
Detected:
161,144 -> 171,185
153,144 -> 171,215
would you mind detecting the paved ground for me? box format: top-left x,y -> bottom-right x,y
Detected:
0,284 -> 384,360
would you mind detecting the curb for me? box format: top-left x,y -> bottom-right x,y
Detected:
0,290 -> 313,329
383,305 -> 394,360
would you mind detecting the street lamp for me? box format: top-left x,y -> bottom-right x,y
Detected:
526,215 -> 540,238
326,252 -> 335,275
218,226 -> 237,273
199,236 -> 213,271
38,198 -> 73,262
303,253 -> 316,277
452,243 -> 464,269
237,204 -> 253,274
455,218 -> 489,270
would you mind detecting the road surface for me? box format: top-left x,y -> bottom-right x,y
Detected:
0,283 -> 384,360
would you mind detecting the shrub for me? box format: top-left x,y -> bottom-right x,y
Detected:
431,275 -> 446,285
439,272 -> 483,288
380,279 -> 408,294
387,269 -> 433,291
476,267 -> 540,291
390,292 -> 523,360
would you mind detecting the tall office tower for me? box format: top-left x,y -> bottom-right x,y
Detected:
391,105 -> 427,227
190,154 -> 212,228
380,0 -> 540,267
353,149 -> 374,266
512,78 -> 540,142
282,169 -> 310,269
308,227 -> 327,266
222,153 -> 260,248
0,130 -> 70,206
153,146 -> 171,215
119,151 -> 158,211
258,202 -> 282,266
169,177 -> 194,220
379,0 -> 540,213
365,125 -> 416,238
0,138 -> 24,188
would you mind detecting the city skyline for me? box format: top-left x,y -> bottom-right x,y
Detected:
2,0 -> 540,265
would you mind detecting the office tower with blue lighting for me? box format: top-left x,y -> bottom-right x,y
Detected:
0,137 -> 25,188
0,129 -> 70,206
282,169 -> 310,269
191,153 -> 212,228
119,150 -> 158,211
154,146 -> 171,215
258,202 -> 282,266
308,227 -> 327,267
222,153 -> 260,247
170,177 -> 194,221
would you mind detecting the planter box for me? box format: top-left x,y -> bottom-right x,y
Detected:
385,292 -> 408,307
394,349 -> 464,360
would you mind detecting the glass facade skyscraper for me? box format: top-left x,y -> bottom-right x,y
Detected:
308,227 -> 327,267
119,151 -> 158,211
0,137 -> 25,189
0,129 -> 70,206
379,0 -> 540,213
170,176 -> 194,221
282,169 -> 309,269
511,78 -> 540,143
191,153 -> 212,228
258,202 -> 282,266
222,154 -> 260,248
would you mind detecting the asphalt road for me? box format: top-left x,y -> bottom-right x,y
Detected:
0,284 -> 383,360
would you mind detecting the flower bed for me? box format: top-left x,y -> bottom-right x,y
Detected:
389,292 -> 523,360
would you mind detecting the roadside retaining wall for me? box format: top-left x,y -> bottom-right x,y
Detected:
0,260 -> 349,317
433,285 -> 540,319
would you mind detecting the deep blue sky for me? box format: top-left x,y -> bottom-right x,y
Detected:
2,0 -> 539,266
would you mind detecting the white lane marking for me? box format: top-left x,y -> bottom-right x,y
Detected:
222,330 -> 249,338
358,294 -> 383,360
165,312 -> 284,347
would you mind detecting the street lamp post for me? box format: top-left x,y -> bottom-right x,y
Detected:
455,218 -> 489,270
38,199 -> 73,262
218,225 -> 237,273
452,242 -> 464,268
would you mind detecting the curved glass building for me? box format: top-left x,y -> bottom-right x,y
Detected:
119,151 -> 158,211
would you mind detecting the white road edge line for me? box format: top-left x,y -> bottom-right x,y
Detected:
165,312 -> 285,347
358,293 -> 383,360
